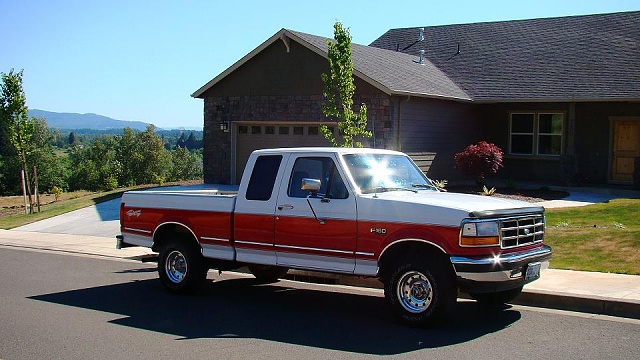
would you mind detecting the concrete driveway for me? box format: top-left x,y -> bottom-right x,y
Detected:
13,198 -> 121,238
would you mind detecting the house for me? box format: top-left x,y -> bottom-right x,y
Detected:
193,11 -> 640,186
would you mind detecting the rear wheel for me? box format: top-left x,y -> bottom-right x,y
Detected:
384,256 -> 456,326
248,265 -> 289,283
470,286 -> 523,305
158,240 -> 208,294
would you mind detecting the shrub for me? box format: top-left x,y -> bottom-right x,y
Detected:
51,185 -> 62,202
431,179 -> 448,191
482,185 -> 496,196
454,141 -> 504,184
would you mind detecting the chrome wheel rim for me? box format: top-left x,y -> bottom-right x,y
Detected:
397,270 -> 433,313
165,250 -> 187,284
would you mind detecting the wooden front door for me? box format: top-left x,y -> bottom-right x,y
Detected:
611,120 -> 640,181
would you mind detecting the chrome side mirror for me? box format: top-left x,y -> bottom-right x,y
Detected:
301,178 -> 321,195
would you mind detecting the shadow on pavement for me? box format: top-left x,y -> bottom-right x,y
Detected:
92,196 -> 121,221
29,276 -> 521,355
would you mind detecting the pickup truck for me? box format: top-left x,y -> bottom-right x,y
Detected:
118,147 -> 551,325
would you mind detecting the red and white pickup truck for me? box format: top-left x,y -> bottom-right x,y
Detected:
118,147 -> 551,325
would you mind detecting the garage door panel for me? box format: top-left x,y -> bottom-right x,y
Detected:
235,123 -> 334,183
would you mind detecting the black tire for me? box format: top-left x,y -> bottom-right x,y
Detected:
383,256 -> 457,326
158,240 -> 208,294
248,265 -> 289,283
470,286 -> 523,305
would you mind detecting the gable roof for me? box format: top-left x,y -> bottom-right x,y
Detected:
192,29 -> 471,101
370,11 -> 640,102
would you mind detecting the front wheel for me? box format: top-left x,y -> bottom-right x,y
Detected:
470,286 -> 523,305
384,256 -> 456,326
158,241 -> 208,294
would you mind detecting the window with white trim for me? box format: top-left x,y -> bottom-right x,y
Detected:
509,112 -> 563,156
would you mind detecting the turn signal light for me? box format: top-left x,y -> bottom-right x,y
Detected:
460,236 -> 500,246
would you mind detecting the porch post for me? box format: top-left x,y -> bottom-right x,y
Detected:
560,102 -> 577,184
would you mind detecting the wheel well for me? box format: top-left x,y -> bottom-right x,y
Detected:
152,223 -> 200,253
378,240 -> 452,281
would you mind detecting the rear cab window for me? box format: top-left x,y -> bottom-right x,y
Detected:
246,155 -> 282,201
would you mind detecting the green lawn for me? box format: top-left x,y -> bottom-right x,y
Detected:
544,198 -> 640,275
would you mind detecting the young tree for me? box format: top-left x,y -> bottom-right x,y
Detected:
0,69 -> 35,208
320,22 -> 372,148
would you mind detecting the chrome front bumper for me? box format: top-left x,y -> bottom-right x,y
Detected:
451,245 -> 552,293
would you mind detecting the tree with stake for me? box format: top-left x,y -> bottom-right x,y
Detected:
0,69 -> 35,211
320,22 -> 372,148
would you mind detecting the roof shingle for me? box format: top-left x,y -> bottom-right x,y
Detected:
288,30 -> 471,100
370,11 -> 640,102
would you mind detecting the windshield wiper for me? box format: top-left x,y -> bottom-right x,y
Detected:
412,183 -> 439,191
363,186 -> 418,194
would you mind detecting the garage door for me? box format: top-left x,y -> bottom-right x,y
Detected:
235,123 -> 335,183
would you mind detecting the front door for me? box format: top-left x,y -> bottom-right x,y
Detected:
611,120 -> 640,182
274,154 -> 357,273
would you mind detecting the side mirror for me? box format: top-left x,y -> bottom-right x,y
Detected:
301,178 -> 321,195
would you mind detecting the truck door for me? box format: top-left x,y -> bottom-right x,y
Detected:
274,154 -> 357,273
234,154 -> 286,266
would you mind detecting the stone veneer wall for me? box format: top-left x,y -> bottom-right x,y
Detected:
203,93 -> 396,184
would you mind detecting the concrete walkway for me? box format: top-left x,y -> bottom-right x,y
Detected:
3,186 -> 640,319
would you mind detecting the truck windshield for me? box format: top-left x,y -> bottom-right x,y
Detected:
342,153 -> 437,194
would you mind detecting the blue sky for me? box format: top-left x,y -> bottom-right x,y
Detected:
1,0 -> 638,129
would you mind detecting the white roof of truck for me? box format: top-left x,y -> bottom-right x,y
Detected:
251,147 -> 405,156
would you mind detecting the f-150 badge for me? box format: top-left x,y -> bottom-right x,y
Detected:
127,209 -> 142,217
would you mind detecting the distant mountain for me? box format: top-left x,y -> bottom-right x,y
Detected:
28,109 -> 152,131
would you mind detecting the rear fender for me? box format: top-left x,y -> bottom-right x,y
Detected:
152,221 -> 201,253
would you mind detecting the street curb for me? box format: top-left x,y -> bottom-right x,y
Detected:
515,289 -> 640,320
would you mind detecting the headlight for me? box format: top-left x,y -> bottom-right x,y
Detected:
460,220 -> 500,247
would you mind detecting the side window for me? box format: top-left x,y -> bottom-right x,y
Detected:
287,157 -> 348,199
246,155 -> 282,201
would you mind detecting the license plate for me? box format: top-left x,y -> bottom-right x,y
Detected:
525,262 -> 541,281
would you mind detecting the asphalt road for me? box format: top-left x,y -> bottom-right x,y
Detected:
1,247 -> 639,360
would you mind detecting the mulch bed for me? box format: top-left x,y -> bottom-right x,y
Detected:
447,186 -> 570,203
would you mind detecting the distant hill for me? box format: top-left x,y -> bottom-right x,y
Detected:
28,109 -> 152,131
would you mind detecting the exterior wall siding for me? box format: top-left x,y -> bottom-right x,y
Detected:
481,102 -> 640,185
574,102 -> 640,184
398,98 -> 481,180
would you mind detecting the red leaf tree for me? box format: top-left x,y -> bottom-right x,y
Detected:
454,141 -> 504,184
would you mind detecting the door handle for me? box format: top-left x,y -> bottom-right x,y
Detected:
277,204 -> 294,211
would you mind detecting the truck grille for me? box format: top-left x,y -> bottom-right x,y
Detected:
500,215 -> 545,248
